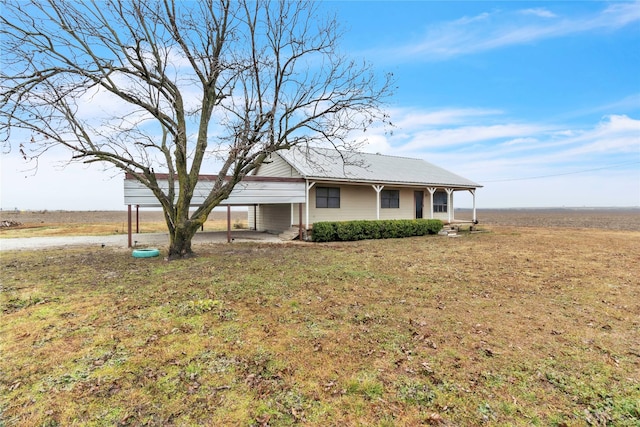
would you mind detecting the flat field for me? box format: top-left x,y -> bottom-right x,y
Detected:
1,207 -> 639,238
471,208 -> 640,231
1,209 -> 639,426
0,209 -> 248,238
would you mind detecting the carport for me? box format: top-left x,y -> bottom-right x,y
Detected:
124,174 -> 306,247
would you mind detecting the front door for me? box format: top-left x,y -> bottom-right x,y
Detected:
414,191 -> 424,219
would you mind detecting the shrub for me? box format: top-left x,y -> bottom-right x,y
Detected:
311,221 -> 336,242
312,219 -> 443,242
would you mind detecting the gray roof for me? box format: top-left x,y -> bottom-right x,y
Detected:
278,146 -> 481,188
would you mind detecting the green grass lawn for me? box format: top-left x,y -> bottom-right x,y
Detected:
1,227 -> 639,426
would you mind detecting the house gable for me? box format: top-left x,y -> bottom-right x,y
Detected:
253,153 -> 303,179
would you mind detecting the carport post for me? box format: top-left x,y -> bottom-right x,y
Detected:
136,205 -> 139,233
253,205 -> 257,230
227,205 -> 231,243
299,203 -> 303,240
127,204 -> 132,248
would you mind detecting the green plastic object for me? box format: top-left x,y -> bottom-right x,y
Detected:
132,248 -> 160,258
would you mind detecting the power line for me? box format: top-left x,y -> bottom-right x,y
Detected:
481,160 -> 640,183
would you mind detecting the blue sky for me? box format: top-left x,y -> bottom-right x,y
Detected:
1,1 -> 639,210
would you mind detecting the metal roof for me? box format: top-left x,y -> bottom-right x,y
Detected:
278,147 -> 482,188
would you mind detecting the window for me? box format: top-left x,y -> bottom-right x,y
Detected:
433,191 -> 448,213
381,190 -> 399,208
316,187 -> 340,208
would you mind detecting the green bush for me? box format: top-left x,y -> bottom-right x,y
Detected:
312,219 -> 443,242
311,222 -> 337,242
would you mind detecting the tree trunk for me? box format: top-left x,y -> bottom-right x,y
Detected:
167,221 -> 201,259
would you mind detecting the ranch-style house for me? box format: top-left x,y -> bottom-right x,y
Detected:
124,147 -> 482,242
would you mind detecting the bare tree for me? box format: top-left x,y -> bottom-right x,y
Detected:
0,0 -> 393,258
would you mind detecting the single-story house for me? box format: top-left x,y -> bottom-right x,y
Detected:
123,146 -> 481,242
247,147 -> 482,233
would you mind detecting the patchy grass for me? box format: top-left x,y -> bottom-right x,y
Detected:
1,227 -> 639,426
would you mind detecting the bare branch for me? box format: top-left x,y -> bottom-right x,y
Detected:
1,0 -> 393,258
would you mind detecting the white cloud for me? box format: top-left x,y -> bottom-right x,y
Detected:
360,107 -> 552,153
559,115 -> 640,156
381,2 -> 640,62
520,8 -> 557,19
501,137 -> 539,147
351,106 -> 639,207
403,123 -> 549,150
498,114 -> 640,159
391,107 -> 503,128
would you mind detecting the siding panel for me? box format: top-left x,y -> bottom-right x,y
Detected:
379,188 -> 414,220
124,179 -> 305,206
254,154 -> 302,178
308,185 -> 435,224
309,185 -> 376,223
256,204 -> 291,233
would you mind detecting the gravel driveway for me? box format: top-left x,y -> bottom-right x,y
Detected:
0,230 -> 285,251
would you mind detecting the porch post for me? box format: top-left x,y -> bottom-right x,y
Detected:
135,205 -> 139,233
299,203 -> 303,240
427,187 -> 436,219
469,189 -> 477,222
445,188 -> 454,223
305,181 -> 315,230
372,185 -> 384,220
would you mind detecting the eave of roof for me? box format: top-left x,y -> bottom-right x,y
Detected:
301,176 -> 479,189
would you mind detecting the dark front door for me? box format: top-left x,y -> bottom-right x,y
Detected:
415,191 -> 424,219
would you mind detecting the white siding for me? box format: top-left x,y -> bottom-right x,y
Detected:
309,185 -> 375,223
305,184 -> 465,225
254,154 -> 302,178
433,212 -> 450,221
124,178 -> 305,206
250,203 -> 304,231
253,204 -> 292,233
379,188 -> 415,220
308,184 -> 418,224
225,181 -> 304,204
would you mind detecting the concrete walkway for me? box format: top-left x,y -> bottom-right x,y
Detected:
0,230 -> 285,251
